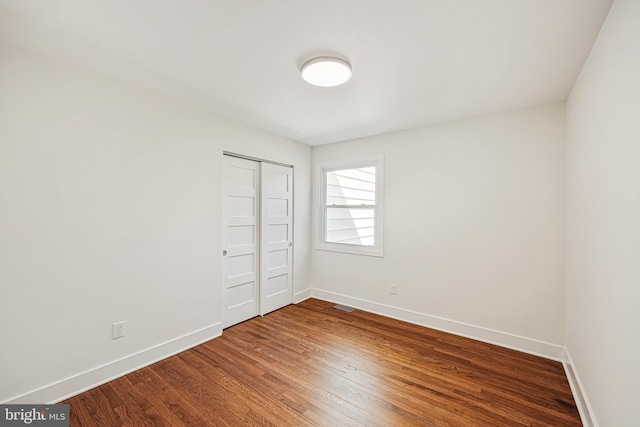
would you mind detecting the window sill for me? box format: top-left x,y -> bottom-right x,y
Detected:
316,242 -> 383,258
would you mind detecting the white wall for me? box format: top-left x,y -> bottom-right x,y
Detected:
0,43 -> 311,403
566,0 -> 640,425
311,104 -> 566,355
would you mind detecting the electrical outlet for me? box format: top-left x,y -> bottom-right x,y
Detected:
112,321 -> 125,339
390,283 -> 398,295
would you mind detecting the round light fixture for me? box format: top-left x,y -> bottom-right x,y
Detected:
300,57 -> 352,87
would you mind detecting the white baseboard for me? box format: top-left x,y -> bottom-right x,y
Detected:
293,288 -> 312,303
4,322 -> 222,404
311,289 -> 566,361
563,349 -> 599,427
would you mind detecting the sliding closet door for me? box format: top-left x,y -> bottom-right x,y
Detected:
260,162 -> 293,315
222,156 -> 260,328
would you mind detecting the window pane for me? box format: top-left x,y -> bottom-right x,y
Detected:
325,207 -> 375,246
326,167 -> 376,205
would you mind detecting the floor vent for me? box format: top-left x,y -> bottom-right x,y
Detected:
333,304 -> 355,313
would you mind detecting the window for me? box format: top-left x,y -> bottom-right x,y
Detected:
317,156 -> 383,257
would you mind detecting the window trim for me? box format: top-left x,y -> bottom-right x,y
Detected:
316,155 -> 384,257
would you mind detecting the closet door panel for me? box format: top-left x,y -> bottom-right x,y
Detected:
222,156 -> 260,328
260,163 -> 293,315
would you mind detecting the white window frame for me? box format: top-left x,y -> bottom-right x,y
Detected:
316,155 -> 384,257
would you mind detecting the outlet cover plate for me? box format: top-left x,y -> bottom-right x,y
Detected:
112,321 -> 125,339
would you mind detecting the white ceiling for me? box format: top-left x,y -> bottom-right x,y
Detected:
0,0 -> 613,145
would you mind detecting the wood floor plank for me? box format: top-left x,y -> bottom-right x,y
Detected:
61,299 -> 581,426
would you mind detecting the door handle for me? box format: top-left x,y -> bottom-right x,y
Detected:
288,242 -> 293,247
222,250 -> 227,256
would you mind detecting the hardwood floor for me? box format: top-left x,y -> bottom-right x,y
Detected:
62,299 -> 581,426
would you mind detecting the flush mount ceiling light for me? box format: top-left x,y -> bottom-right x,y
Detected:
300,56 -> 352,87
